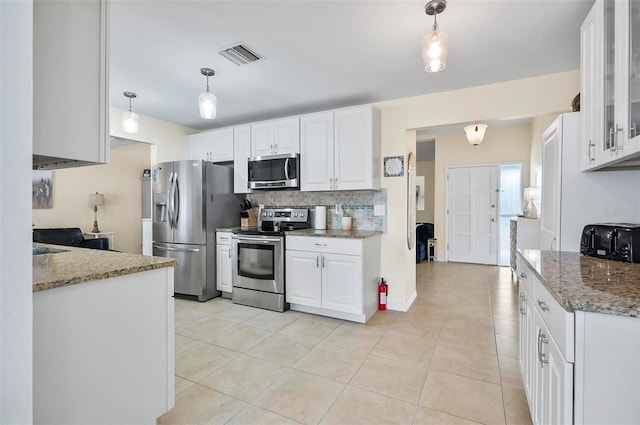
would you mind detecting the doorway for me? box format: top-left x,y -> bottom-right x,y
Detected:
446,163 -> 523,265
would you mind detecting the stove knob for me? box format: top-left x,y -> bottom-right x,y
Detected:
269,213 -> 273,217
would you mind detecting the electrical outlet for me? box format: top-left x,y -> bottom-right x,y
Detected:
374,204 -> 385,216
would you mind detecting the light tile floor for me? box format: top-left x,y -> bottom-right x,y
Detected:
159,261 -> 533,425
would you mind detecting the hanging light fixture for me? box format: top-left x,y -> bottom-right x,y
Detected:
121,92 -> 139,133
464,123 -> 488,146
422,0 -> 449,73
199,68 -> 217,119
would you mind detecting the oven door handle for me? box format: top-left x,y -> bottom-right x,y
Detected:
233,236 -> 282,243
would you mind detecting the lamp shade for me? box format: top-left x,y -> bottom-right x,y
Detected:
422,28 -> 449,72
464,124 -> 488,146
199,91 -> 217,119
122,110 -> 139,133
524,186 -> 540,201
88,192 -> 104,207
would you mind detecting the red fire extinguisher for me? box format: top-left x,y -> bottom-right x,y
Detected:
378,278 -> 388,311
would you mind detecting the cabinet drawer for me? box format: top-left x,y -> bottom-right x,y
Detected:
286,236 -> 362,255
216,232 -> 233,245
516,255 -> 535,296
533,278 -> 574,362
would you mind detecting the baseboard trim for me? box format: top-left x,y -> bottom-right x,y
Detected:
387,290 -> 417,312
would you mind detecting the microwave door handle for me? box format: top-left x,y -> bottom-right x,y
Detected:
284,158 -> 290,180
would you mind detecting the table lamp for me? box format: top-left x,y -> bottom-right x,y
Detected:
88,192 -> 105,233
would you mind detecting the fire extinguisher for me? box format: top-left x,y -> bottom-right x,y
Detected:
378,278 -> 388,311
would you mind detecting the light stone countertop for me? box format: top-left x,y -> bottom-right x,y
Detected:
518,249 -> 640,317
216,227 -> 382,239
33,243 -> 177,292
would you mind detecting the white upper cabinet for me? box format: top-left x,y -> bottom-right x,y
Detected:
300,105 -> 381,192
187,128 -> 234,163
581,0 -> 640,170
33,0 -> 109,169
233,125 -> 251,194
300,112 -> 334,191
251,117 -> 300,157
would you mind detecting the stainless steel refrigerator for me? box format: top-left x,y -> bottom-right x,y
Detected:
152,160 -> 241,301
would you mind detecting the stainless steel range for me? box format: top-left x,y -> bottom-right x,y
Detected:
231,208 -> 310,312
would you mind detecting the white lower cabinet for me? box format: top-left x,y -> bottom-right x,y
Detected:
285,235 -> 379,323
216,232 -> 233,293
518,252 -> 640,425
518,255 -> 574,425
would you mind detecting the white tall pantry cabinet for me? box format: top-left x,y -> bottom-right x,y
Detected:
540,112 -> 640,252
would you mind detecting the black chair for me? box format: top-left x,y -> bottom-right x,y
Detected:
33,228 -> 110,250
416,223 -> 434,263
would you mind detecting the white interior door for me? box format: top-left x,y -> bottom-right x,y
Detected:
447,166 -> 499,264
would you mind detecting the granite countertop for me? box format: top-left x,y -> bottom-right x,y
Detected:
518,249 -> 640,317
33,243 -> 177,293
287,229 -> 383,239
216,227 -> 382,239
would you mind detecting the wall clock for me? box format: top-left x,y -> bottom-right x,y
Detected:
384,156 -> 404,177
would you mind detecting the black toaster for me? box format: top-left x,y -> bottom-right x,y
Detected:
580,223 -> 640,263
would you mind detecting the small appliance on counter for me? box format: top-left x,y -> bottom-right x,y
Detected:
231,207 -> 311,312
580,223 -> 640,263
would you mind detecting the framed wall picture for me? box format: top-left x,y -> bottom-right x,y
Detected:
384,155 -> 405,177
33,170 -> 53,209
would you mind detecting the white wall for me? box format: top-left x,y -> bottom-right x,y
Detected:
0,0 -> 33,422
433,123 -> 533,260
416,160 -> 435,223
33,143 -> 151,253
110,106 -> 197,164
374,70 -> 578,308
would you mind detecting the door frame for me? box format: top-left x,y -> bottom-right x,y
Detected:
444,161 -> 525,264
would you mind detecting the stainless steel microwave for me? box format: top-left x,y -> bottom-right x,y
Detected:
247,153 -> 300,190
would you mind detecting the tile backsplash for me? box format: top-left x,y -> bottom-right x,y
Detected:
247,189 -> 387,231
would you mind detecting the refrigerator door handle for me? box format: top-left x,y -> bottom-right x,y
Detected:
167,172 -> 175,229
153,245 -> 201,253
173,174 -> 180,227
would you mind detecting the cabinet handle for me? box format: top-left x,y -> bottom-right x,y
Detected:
329,177 -> 333,189
228,248 -> 231,259
322,256 -> 325,268
334,178 -> 338,189
316,255 -> 319,268
519,293 -> 527,316
537,300 -> 550,312
314,243 -> 327,247
537,329 -> 549,367
588,140 -> 595,163
609,126 -> 616,154
631,122 -> 637,139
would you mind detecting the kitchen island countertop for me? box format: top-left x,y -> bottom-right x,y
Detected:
33,243 -> 177,292
518,249 -> 640,317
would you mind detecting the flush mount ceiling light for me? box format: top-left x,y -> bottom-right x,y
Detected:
464,123 -> 488,146
199,68 -> 217,119
122,92 -> 139,133
422,0 -> 449,73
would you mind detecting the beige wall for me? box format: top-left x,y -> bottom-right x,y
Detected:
433,123 -> 532,259
416,160 -> 435,223
374,70 -> 578,308
110,106 -> 197,164
33,143 -> 151,253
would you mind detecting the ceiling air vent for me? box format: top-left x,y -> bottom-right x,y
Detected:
219,43 -> 264,66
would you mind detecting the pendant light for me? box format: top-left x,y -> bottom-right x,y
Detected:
422,0 -> 449,73
464,123 -> 488,146
199,68 -> 217,119
122,92 -> 139,133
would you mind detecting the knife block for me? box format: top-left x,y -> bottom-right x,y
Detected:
241,209 -> 257,228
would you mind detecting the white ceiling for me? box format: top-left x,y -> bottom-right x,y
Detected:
110,0 -> 593,131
